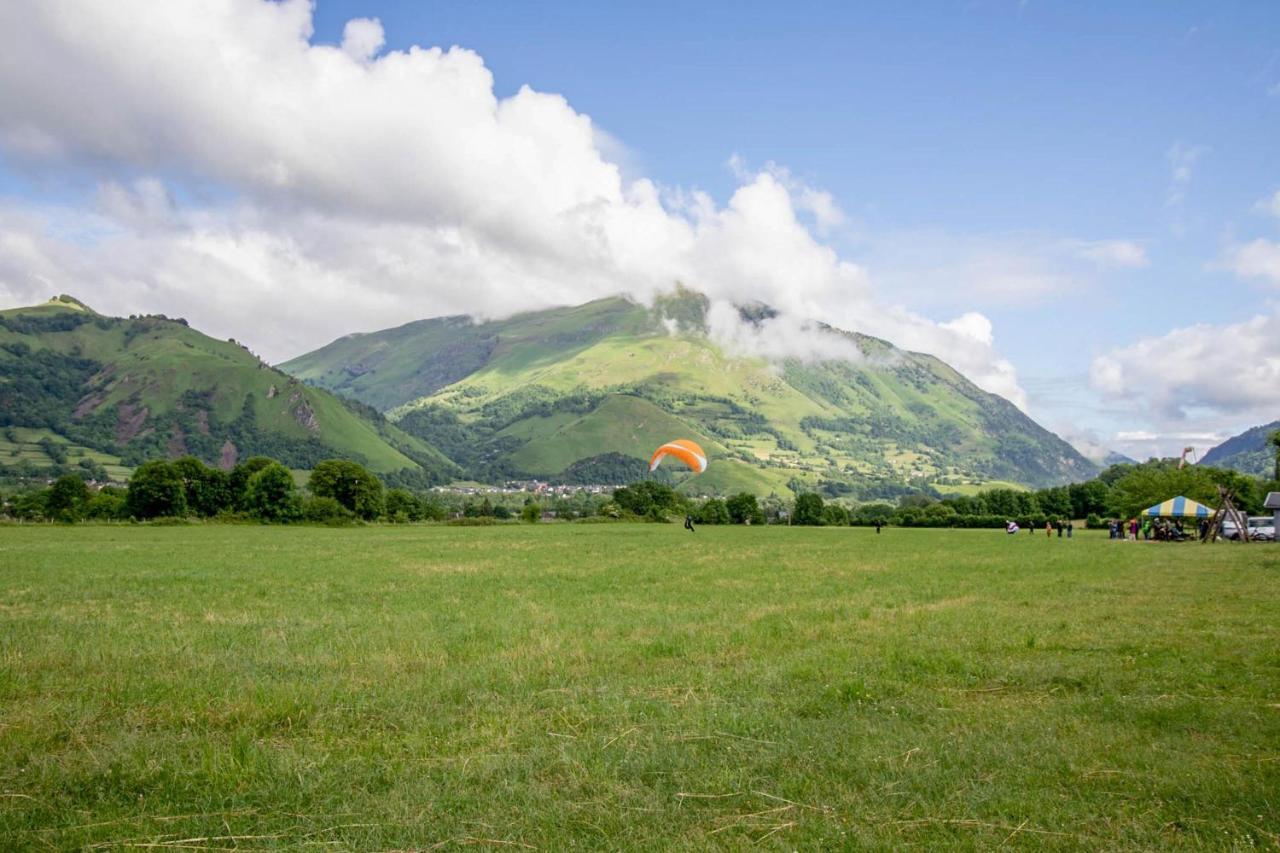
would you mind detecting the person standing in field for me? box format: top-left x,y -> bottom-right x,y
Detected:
1045,520 -> 1052,538
1067,521 -> 1073,538
1130,518 -> 1138,540
874,519 -> 882,534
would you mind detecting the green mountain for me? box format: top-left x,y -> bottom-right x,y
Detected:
283,291 -> 1097,496
0,296 -> 456,484
1201,420 -> 1280,478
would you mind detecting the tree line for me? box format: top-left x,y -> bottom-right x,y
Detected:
6,447 -> 1278,529
1,456 -> 445,524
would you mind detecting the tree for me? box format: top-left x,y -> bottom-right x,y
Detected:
173,456 -> 232,517
1271,430 -> 1280,482
229,456 -> 277,510
521,501 -> 541,523
1035,486 -> 1071,519
612,481 -> 681,517
244,462 -> 299,521
84,490 -> 126,520
697,498 -> 731,524
125,460 -> 187,519
1106,461 -> 1256,517
1068,480 -> 1110,518
420,497 -> 447,521
821,503 -> 850,526
793,492 -> 825,525
308,459 -> 385,521
384,488 -> 422,522
726,492 -> 764,525
46,474 -> 89,521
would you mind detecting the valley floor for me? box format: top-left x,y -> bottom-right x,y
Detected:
1,525 -> 1277,849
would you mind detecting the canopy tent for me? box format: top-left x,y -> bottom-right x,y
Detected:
1141,495 -> 1214,518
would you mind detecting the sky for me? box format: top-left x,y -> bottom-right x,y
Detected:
0,0 -> 1277,462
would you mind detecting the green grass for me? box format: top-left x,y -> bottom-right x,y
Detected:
1,301 -> 440,475
296,294 -> 1096,490
2,526 -> 1277,849
0,427 -> 133,481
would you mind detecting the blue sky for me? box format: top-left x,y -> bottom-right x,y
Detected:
0,0 -> 1277,460
310,0 -> 1280,455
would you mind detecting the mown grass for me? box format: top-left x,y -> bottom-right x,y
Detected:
1,526 -> 1277,849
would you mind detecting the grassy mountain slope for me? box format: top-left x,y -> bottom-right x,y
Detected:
1201,420 -> 1280,478
0,296 -> 456,482
284,291 -> 1096,495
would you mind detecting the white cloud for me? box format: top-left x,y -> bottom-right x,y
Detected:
1254,189 -> 1280,219
1165,142 -> 1207,222
0,0 -> 1027,407
861,232 -> 1148,313
341,18 -> 384,63
1067,239 -> 1148,268
1222,238 -> 1280,287
1090,312 -> 1280,423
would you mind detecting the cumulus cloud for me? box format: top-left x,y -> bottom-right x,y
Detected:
0,0 -> 1028,406
341,17 -> 384,63
1090,312 -> 1280,422
1223,238 -> 1280,286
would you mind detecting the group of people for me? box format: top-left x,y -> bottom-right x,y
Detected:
1004,520 -> 1073,537
1108,517 -> 1198,541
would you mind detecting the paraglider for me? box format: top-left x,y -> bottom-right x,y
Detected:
649,439 -> 708,474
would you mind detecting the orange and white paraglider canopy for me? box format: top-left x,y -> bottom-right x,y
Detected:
649,439 -> 708,474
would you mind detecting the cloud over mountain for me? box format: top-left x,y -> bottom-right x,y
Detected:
0,0 -> 1029,405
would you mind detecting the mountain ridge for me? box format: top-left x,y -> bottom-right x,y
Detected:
1202,420 -> 1280,478
283,291 -> 1098,495
0,296 -> 457,485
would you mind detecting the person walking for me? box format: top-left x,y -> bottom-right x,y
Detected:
1045,520 -> 1052,538
874,519 -> 882,534
1130,518 -> 1138,540
1057,520 -> 1063,538
684,514 -> 695,533
1067,521 -> 1074,539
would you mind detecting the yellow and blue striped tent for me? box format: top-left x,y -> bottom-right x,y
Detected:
1141,495 -> 1214,518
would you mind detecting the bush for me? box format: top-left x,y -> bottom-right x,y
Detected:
521,502 -> 541,523
301,495 -> 354,525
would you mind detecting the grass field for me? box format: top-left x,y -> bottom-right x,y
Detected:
2,526 -> 1278,849
0,427 -> 133,482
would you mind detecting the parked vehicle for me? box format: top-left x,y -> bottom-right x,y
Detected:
1248,516 -> 1275,541
1220,516 -> 1276,541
